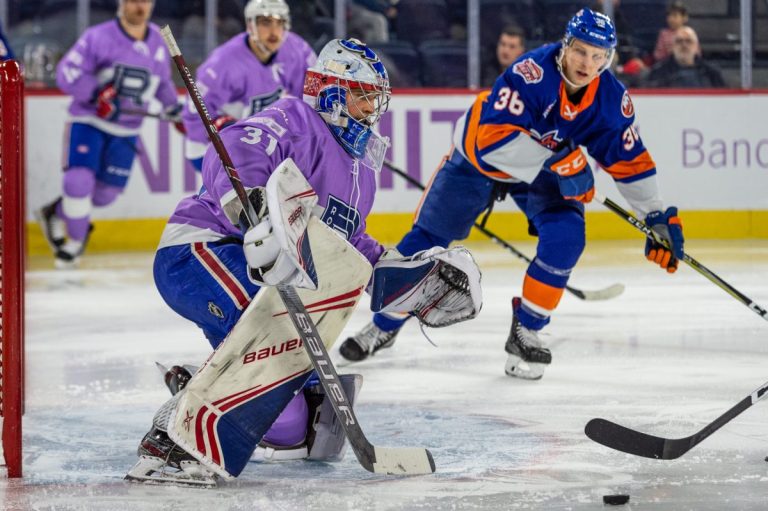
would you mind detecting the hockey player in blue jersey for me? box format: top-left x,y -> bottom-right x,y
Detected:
341,8 -> 684,380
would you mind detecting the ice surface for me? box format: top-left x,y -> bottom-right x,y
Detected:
3,240 -> 768,510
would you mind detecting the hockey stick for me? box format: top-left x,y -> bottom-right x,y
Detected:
161,26 -> 435,475
585,380 -> 768,459
122,107 -> 181,123
383,159 -> 625,301
595,192 -> 768,321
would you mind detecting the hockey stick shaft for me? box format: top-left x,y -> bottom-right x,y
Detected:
595,192 -> 768,321
161,27 -> 257,228
161,26 -> 434,475
585,380 -> 768,459
122,107 -> 180,123
383,159 -> 624,301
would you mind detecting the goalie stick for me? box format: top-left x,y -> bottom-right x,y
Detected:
595,192 -> 768,322
161,26 -> 435,475
383,160 -> 624,301
585,380 -> 768,459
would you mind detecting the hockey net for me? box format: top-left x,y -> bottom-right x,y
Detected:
0,59 -> 25,478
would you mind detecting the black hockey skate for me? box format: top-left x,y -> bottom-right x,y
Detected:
504,297 -> 552,380
53,224 -> 94,270
125,426 -> 217,488
35,197 -> 66,251
339,321 -> 401,362
156,363 -> 196,395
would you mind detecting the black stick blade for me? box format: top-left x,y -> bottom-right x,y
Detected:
585,418 -> 672,459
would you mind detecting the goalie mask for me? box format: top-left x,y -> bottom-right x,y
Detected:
303,39 -> 391,167
556,8 -> 617,86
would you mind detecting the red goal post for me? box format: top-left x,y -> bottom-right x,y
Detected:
0,58 -> 26,479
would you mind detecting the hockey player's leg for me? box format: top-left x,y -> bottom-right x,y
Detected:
55,166 -> 95,268
505,206 -> 585,379
340,152 -> 489,362
158,363 -> 362,463
126,394 -> 218,487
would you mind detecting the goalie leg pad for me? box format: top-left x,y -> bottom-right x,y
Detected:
306,373 -> 363,462
165,217 -> 372,478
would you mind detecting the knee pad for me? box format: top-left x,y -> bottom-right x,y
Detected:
62,166 -> 96,220
92,181 -> 123,207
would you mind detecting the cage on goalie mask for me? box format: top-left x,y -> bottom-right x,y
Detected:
303,39 -> 391,161
558,8 -> 616,77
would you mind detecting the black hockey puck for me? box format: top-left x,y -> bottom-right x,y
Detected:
603,494 -> 630,505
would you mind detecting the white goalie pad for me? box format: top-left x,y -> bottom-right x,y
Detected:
260,158 -> 319,289
370,246 -> 482,328
167,217 -> 372,479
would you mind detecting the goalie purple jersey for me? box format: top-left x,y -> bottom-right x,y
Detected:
182,32 -> 316,159
162,96 -> 385,266
56,19 -> 178,135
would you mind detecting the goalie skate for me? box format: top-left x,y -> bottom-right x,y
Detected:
504,297 -> 551,380
125,426 -> 218,488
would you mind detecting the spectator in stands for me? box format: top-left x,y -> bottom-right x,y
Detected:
653,1 -> 688,64
348,0 -> 398,43
645,26 -> 725,88
482,25 -> 526,87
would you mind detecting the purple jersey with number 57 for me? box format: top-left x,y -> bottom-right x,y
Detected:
56,19 -> 178,136
162,97 -> 385,266
182,32 -> 316,160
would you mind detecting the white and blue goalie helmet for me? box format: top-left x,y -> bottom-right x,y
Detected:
303,38 -> 391,162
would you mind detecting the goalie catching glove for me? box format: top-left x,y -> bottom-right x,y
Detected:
370,247 -> 482,328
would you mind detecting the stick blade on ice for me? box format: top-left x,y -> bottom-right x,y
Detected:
585,418 -> 670,459
371,447 -> 436,475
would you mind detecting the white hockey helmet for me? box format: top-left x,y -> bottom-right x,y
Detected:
303,38 -> 391,159
244,0 -> 291,31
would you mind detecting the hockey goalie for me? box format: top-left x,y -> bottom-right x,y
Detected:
125,37 -> 482,487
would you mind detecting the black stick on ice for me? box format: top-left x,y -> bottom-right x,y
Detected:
161,25 -> 435,475
383,160 -> 624,301
585,380 -> 768,459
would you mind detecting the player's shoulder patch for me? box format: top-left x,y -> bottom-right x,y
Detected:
512,58 -> 544,84
620,90 -> 634,118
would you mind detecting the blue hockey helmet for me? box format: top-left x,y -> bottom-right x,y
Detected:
558,8 -> 616,81
564,8 -> 617,50
303,38 -> 390,160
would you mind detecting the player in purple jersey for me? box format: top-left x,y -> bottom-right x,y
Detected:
125,38 -> 481,485
182,0 -> 317,170
341,9 -> 685,380
35,0 -> 182,269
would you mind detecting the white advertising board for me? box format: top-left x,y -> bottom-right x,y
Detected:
25,91 -> 768,221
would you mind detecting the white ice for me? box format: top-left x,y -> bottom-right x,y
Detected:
2,239 -> 768,510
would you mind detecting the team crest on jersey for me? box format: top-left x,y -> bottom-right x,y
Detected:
512,58 -> 544,84
531,129 -> 563,150
320,195 -> 361,241
621,90 -> 635,118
